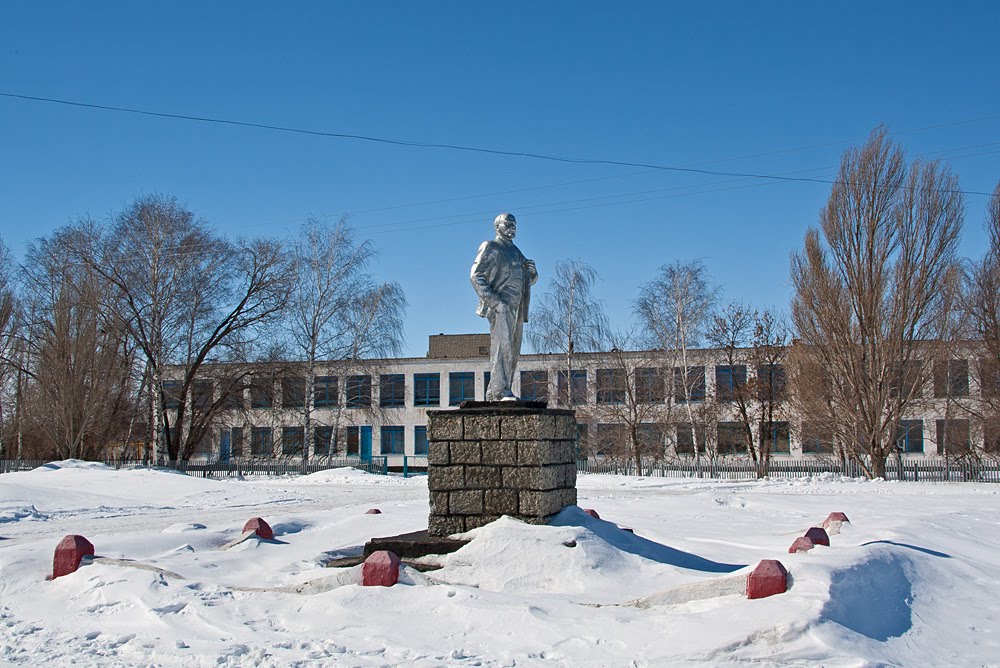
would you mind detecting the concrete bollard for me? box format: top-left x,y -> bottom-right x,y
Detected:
582,508 -> 601,520
242,517 -> 274,540
52,535 -> 95,579
362,550 -> 401,587
365,508 -> 382,515
822,512 -> 850,535
803,527 -> 830,546
746,559 -> 788,599
788,536 -> 816,553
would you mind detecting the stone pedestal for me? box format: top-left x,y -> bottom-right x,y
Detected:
426,403 -> 578,536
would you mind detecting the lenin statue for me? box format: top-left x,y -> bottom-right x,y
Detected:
470,213 -> 538,401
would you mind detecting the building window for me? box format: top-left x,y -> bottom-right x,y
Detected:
414,373 -> 440,406
250,427 -> 273,456
889,360 -> 922,399
230,427 -> 244,458
757,364 -> 787,402
380,374 -> 405,407
162,380 -> 182,410
190,380 -> 213,410
637,424 -> 665,455
674,366 -> 706,403
520,370 -> 548,402
800,422 -> 833,454
766,421 -> 791,453
715,365 -> 746,401
979,359 -> 1000,397
557,370 -> 588,405
345,375 -> 372,408
984,419 -> 1000,454
576,423 -> 588,455
314,376 -> 338,407
282,377 -> 305,409
250,377 -> 274,409
346,426 -> 360,455
314,426 -> 335,456
637,367 -> 665,403
936,419 -> 971,455
934,359 -> 969,398
449,372 -> 475,405
594,423 -> 624,456
716,422 -> 748,455
675,423 -> 705,455
596,368 -> 626,404
414,426 -> 428,455
893,420 -> 924,453
221,378 -> 245,410
282,427 -> 304,456
381,426 -> 404,454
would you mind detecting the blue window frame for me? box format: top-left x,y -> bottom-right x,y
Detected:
484,371 -> 491,397
314,376 -> 338,407
558,370 -> 587,405
414,426 -> 428,455
250,377 -> 274,408
282,427 -> 304,455
163,380 -> 182,409
715,365 -> 746,401
674,366 -> 706,403
380,374 -> 405,407
596,369 -> 625,403
381,425 -> 405,454
251,427 -> 273,456
895,420 -> 924,453
346,375 -> 371,407
801,423 -> 833,454
767,421 -> 790,453
520,370 -> 548,402
282,377 -> 305,409
757,364 -> 787,401
414,373 -> 440,407
314,426 -> 335,455
449,372 -> 475,405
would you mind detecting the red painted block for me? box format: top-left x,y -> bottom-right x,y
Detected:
822,512 -> 850,533
582,508 -> 601,520
243,517 -> 274,540
52,535 -> 95,579
803,526 -> 830,546
362,550 -> 401,587
746,559 -> 788,599
365,508 -> 382,515
788,536 -> 815,553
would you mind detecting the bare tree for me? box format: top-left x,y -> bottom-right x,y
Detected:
527,260 -> 609,409
635,259 -> 719,460
708,303 -> 789,477
288,217 -> 405,466
961,181 -> 1000,455
588,331 -> 666,473
0,238 -> 21,458
790,126 -> 964,478
73,195 -> 291,466
19,226 -> 137,460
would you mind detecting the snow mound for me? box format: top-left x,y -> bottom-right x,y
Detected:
0,504 -> 47,524
820,551 -> 915,640
33,459 -> 112,472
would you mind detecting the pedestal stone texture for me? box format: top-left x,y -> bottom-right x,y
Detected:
427,404 -> 578,536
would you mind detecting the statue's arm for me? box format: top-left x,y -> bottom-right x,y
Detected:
525,258 -> 538,286
470,241 -> 501,307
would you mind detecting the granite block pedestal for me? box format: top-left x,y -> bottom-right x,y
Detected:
426,402 -> 578,536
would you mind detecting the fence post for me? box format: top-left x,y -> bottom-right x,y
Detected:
403,456 -> 408,478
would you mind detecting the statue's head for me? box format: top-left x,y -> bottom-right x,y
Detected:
494,212 -> 516,240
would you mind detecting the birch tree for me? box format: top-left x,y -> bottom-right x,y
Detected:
527,260 -> 608,408
288,217 -> 405,466
635,260 -> 718,460
790,126 -> 963,478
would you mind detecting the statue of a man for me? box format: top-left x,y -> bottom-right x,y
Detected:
471,213 -> 538,401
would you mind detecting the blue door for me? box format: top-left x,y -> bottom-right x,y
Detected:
360,426 -> 372,461
219,430 -> 231,463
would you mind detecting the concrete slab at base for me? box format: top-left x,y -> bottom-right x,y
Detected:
363,530 -> 470,559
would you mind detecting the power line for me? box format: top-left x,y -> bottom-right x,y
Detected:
2,91 -> 995,197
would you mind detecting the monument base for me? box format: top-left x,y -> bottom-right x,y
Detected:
426,403 -> 578,536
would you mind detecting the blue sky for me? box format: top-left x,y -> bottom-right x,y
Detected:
2,2 -> 998,357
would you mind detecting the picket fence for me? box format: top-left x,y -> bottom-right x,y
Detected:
3,455 -> 998,483
575,457 -> 1000,483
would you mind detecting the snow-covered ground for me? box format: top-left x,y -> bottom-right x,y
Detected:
1,462 -> 999,666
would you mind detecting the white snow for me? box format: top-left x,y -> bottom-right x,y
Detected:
1,463 -> 999,665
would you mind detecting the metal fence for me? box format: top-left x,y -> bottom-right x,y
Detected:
575,457 -> 1000,483
0,457 -> 390,477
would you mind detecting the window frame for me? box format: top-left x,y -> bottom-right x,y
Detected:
414,373 -> 441,407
